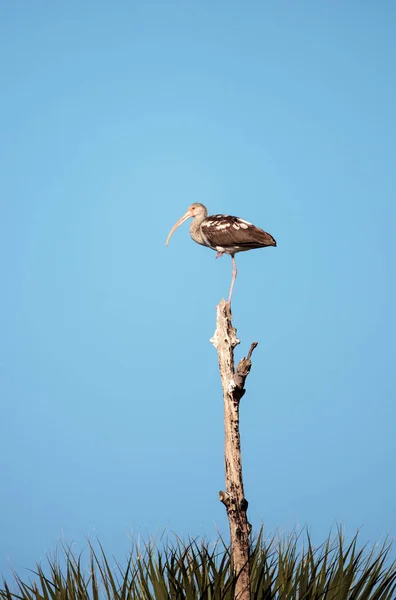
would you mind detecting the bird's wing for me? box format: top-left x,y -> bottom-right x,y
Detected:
200,215 -> 276,250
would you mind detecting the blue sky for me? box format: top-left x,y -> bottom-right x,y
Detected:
1,0 -> 395,574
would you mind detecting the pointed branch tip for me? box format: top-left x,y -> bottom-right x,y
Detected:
247,342 -> 258,360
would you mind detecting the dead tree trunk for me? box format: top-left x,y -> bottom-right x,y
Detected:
210,300 -> 257,600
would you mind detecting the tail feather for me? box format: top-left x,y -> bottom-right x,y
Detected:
257,229 -> 276,247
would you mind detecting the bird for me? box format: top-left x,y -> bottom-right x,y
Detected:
166,203 -> 276,303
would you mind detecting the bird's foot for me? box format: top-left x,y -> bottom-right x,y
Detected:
216,299 -> 232,311
215,251 -> 224,259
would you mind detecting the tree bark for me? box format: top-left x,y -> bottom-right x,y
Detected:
210,300 -> 257,600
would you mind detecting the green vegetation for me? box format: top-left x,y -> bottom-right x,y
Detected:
1,529 -> 395,600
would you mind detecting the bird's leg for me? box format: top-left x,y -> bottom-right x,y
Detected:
228,255 -> 237,304
215,251 -> 224,259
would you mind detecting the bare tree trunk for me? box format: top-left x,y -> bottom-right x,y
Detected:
210,300 -> 257,600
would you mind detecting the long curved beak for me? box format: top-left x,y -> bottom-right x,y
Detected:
166,210 -> 192,246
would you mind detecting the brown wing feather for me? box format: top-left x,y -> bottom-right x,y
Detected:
201,215 -> 276,250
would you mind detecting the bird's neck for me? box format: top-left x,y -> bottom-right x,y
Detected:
189,214 -> 207,246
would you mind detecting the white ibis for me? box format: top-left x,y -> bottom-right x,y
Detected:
166,203 -> 276,303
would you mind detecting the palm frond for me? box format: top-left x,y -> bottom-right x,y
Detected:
1,529 -> 395,600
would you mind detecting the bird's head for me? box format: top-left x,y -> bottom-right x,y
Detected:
166,203 -> 208,246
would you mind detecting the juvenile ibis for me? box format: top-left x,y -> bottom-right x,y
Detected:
166,203 -> 276,303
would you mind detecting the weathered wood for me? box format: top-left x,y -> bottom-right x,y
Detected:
210,300 -> 257,600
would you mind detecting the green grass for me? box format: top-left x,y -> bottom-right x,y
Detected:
1,529 -> 395,600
